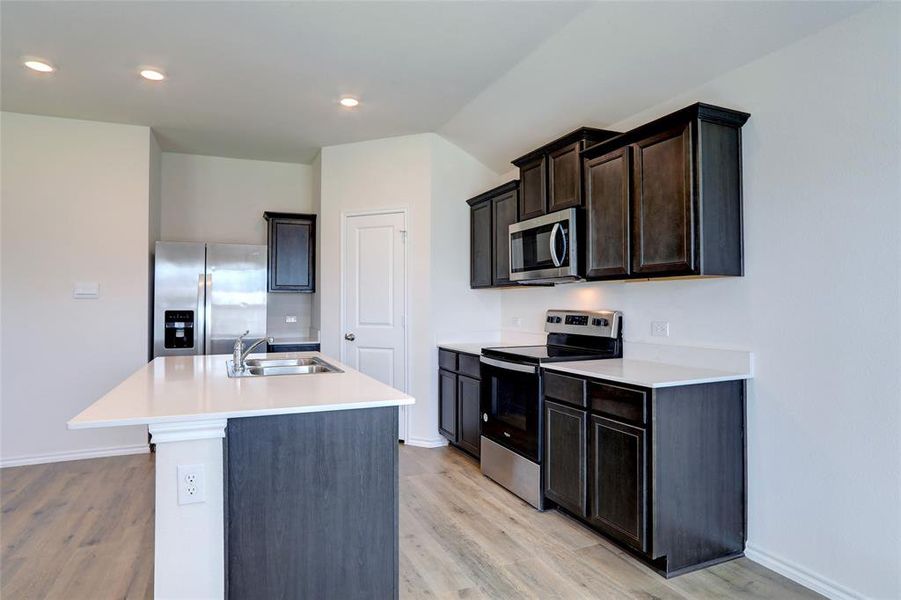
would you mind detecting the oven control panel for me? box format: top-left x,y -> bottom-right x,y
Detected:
545,310 -> 622,338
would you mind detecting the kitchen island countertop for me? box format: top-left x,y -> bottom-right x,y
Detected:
68,352 -> 414,429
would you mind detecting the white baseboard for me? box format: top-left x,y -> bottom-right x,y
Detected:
404,436 -> 448,449
745,542 -> 861,600
0,444 -> 150,468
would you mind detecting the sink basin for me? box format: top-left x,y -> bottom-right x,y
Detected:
227,357 -> 343,378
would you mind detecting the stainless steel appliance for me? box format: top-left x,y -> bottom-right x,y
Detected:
480,309 -> 623,509
509,208 -> 580,283
153,241 -> 267,357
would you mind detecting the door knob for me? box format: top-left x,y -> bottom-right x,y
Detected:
344,333 -> 356,341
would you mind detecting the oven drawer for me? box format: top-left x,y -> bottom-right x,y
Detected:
588,381 -> 647,426
458,353 -> 481,379
543,371 -> 587,408
439,349 -> 457,371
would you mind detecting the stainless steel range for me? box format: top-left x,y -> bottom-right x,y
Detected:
480,309 -> 623,509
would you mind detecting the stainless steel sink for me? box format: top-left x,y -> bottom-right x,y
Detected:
227,356 -> 343,378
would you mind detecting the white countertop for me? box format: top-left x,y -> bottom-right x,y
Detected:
544,359 -> 751,388
69,352 -> 414,429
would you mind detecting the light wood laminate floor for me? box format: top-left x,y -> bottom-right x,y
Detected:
1,445 -> 820,599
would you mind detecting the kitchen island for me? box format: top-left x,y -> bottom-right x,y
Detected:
69,352 -> 414,600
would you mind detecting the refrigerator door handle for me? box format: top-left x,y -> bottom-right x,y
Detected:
204,273 -> 213,355
196,274 -> 205,355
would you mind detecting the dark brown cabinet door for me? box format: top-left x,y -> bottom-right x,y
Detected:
265,213 -> 316,292
492,189 -> 518,286
585,146 -> 631,279
544,401 -> 587,517
589,415 -> 647,552
631,123 -> 695,275
548,142 -> 583,212
518,156 -> 547,220
438,369 -> 458,442
470,200 -> 492,288
457,375 -> 481,458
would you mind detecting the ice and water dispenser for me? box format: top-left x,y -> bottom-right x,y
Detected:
164,310 -> 195,349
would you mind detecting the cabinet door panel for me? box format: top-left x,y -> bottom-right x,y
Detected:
544,401 -> 587,517
585,147 -> 631,279
457,375 -> 481,457
632,124 -> 695,275
492,190 -> 518,286
438,369 -> 458,442
549,142 -> 582,212
590,415 -> 647,552
470,201 -> 493,288
518,156 -> 547,221
267,215 -> 316,292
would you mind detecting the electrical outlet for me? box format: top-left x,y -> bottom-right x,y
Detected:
651,321 -> 670,337
285,315 -> 297,323
177,464 -> 206,505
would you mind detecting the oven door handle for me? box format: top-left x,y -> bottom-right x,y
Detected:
549,223 -> 564,268
480,356 -> 538,374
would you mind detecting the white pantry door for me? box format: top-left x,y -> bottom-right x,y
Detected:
342,211 -> 408,440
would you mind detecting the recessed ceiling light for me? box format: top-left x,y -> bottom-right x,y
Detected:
24,60 -> 54,73
339,97 -> 359,108
140,69 -> 166,81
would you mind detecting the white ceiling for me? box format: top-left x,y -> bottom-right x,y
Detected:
2,1 -> 868,170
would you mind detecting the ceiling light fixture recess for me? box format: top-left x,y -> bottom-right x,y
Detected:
339,97 -> 359,108
24,59 -> 55,73
140,68 -> 166,81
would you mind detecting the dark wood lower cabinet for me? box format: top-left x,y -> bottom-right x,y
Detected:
437,348 -> 482,458
544,401 -> 587,517
457,375 -> 481,458
589,415 -> 647,552
542,373 -> 746,578
438,368 -> 457,442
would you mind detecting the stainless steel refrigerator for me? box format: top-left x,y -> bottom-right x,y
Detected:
153,241 -> 267,358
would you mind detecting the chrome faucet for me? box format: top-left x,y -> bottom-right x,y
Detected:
233,330 -> 274,372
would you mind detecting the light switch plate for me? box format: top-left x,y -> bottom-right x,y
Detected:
73,282 -> 100,299
285,315 -> 297,323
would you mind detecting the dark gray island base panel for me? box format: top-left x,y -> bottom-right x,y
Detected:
225,407 -> 399,600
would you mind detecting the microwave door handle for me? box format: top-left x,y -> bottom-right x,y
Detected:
549,223 -> 563,267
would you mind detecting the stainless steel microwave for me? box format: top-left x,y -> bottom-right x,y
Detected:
509,208 -> 580,283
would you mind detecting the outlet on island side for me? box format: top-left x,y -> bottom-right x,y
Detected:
651,321 -> 670,337
177,464 -> 206,505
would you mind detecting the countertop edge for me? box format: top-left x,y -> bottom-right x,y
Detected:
543,362 -> 751,389
67,396 -> 415,430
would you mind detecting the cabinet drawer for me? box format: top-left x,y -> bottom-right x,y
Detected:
544,372 -> 586,408
458,353 -> 481,379
439,349 -> 457,371
588,381 -> 647,426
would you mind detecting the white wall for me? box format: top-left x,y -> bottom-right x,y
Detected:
319,134 -> 501,445
159,152 -> 317,341
1,112 -> 153,464
498,6 -> 900,598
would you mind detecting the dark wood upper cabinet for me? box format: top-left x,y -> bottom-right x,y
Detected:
514,128 -> 620,221
263,212 -> 316,292
585,146 -> 631,279
583,103 -> 749,279
544,400 -> 588,518
492,188 -> 518,286
631,124 -> 694,275
517,156 -> 547,220
467,180 -> 519,289
469,200 -> 493,288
